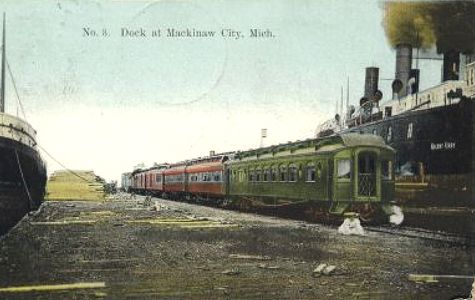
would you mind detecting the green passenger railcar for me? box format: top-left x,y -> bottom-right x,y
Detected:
226,133 -> 395,221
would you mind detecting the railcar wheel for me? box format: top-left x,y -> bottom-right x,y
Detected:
238,198 -> 252,211
305,206 -> 330,223
358,203 -> 377,223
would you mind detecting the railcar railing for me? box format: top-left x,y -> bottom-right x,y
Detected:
358,173 -> 376,196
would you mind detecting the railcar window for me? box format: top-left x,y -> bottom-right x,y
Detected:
271,168 -> 278,182
280,166 -> 287,182
165,175 -> 183,183
306,164 -> 315,182
382,160 -> 393,180
289,165 -> 298,182
204,173 -> 211,182
256,170 -> 261,182
337,159 -> 351,179
155,175 -> 161,183
358,155 -> 375,174
263,169 -> 270,182
213,172 -> 221,182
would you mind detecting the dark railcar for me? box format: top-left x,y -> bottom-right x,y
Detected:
226,133 -> 395,220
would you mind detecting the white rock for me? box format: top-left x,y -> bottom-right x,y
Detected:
338,217 -> 365,236
389,205 -> 404,225
323,265 -> 336,275
313,263 -> 327,274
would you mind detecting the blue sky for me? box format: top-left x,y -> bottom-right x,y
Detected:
1,0 -> 443,181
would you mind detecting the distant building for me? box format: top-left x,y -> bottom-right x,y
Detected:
121,172 -> 132,192
133,163 -> 145,171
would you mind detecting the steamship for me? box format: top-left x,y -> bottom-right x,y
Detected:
0,15 -> 47,234
317,44 -> 474,214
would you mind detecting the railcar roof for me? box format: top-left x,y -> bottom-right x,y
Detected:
339,133 -> 391,148
131,164 -> 169,175
233,133 -> 393,160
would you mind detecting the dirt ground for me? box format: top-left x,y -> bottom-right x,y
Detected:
0,194 -> 473,299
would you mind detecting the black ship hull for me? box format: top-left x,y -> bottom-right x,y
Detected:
0,136 -> 47,235
345,98 -> 473,208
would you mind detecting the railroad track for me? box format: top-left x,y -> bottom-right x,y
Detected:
145,195 -> 471,246
365,225 -> 470,246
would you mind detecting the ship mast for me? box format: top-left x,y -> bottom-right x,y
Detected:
0,13 -> 5,113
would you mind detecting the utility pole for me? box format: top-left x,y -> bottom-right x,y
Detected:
260,128 -> 267,148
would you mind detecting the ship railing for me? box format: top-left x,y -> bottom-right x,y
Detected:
0,112 -> 37,148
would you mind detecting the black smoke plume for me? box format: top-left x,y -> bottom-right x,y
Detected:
384,1 -> 475,53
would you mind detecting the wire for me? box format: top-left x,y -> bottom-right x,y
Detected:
35,144 -> 91,183
4,55 -> 91,185
5,59 -> 90,184
14,149 -> 34,209
6,59 -> 27,120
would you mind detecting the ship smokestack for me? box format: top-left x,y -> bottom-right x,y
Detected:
364,67 -> 379,100
442,51 -> 460,81
394,44 -> 412,99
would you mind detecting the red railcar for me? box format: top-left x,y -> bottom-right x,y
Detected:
144,165 -> 169,195
131,170 -> 145,192
132,155 -> 231,202
162,163 -> 187,196
130,164 -> 168,195
185,158 -> 226,199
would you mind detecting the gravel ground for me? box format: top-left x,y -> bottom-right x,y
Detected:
0,194 -> 473,299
